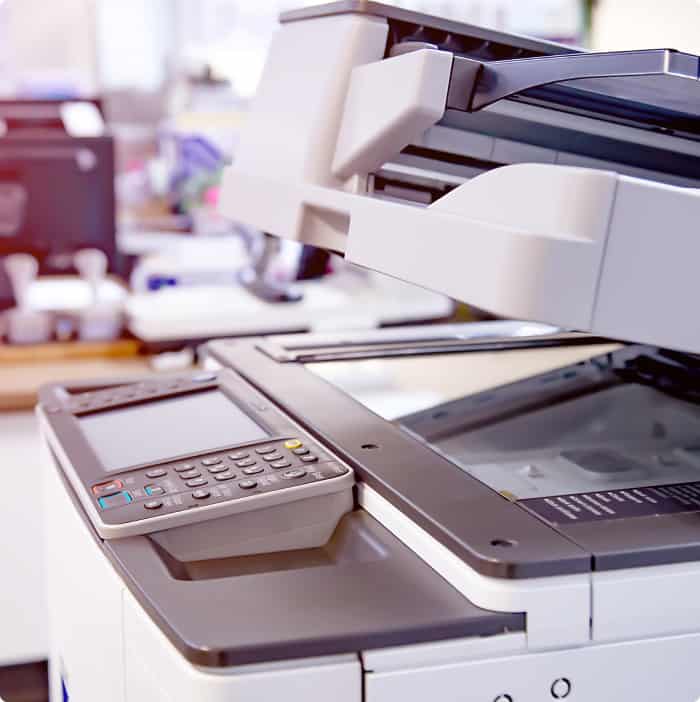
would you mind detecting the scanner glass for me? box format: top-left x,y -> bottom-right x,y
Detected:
80,389 -> 268,472
308,347 -> 700,500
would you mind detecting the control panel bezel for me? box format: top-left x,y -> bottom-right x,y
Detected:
38,369 -> 353,539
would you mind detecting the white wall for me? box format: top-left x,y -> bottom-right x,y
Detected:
5,0 -> 97,96
592,0 -> 700,53
96,0 -> 175,92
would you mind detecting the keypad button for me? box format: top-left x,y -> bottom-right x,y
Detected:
282,469 -> 307,480
300,455 -> 318,464
174,463 -> 196,473
243,465 -> 264,475
144,500 -> 163,510
201,457 -> 222,466
228,451 -> 249,461
255,445 -> 276,455
214,471 -> 236,481
98,491 -> 133,510
292,447 -> 310,456
207,464 -> 229,474
145,485 -> 165,496
146,469 -> 167,479
270,460 -> 291,469
235,458 -> 257,468
179,469 -> 202,480
263,453 -> 284,462
192,489 -> 211,500
186,478 -> 208,488
92,479 -> 123,497
284,439 -> 303,450
238,479 -> 258,489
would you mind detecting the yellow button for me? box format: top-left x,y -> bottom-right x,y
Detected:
285,439 -> 302,449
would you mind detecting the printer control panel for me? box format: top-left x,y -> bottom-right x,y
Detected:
90,436 -> 349,525
39,369 -> 355,541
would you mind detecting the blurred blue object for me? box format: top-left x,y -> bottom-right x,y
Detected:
169,134 -> 226,205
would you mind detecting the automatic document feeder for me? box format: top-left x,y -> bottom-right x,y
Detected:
220,1 -> 700,354
39,4 -> 700,702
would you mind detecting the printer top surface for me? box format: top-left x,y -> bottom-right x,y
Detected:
208,329 -> 700,579
300,339 -> 700,574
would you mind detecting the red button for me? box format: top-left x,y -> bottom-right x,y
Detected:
92,480 -> 124,497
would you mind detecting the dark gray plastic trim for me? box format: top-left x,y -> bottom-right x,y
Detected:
51,450 -> 524,667
107,510 -> 524,667
208,339 -> 592,579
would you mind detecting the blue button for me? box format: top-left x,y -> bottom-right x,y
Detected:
145,485 -> 165,496
98,491 -> 133,510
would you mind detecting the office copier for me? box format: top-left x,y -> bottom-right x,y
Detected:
39,3 -> 700,701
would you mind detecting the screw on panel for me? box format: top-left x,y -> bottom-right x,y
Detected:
551,678 -> 572,699
490,538 -> 518,548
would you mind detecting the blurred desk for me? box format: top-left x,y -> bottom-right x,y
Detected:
0,340 -> 148,411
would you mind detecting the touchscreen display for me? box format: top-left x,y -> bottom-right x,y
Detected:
80,390 -> 268,472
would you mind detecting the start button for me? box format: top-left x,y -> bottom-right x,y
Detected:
284,439 -> 303,450
97,491 -> 132,510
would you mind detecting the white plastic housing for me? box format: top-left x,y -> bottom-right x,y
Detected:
219,11 -> 700,353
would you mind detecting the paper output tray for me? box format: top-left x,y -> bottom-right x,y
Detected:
448,48 -> 700,124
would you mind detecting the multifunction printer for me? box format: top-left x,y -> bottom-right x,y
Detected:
39,3 -> 700,701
